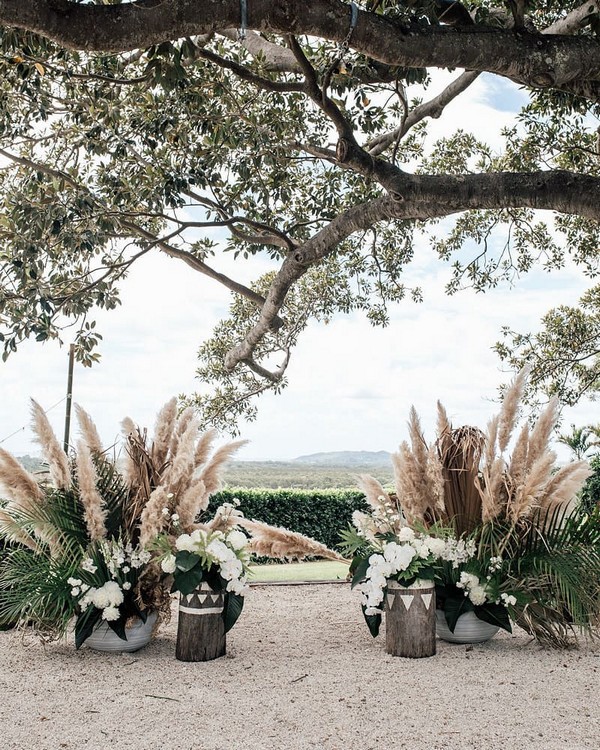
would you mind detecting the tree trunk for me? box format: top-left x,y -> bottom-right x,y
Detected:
176,582 -> 226,662
385,579 -> 436,658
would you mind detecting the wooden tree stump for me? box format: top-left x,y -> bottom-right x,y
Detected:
176,582 -> 226,662
385,579 -> 436,658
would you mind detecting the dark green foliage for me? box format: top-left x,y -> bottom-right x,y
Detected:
209,488 -> 367,551
580,455 -> 600,514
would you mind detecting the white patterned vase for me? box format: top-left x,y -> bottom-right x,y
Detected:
435,609 -> 499,644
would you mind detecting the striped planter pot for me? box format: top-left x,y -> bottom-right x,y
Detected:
84,611 -> 157,653
435,609 -> 500,644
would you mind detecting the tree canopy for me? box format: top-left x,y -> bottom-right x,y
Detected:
0,1 -> 599,429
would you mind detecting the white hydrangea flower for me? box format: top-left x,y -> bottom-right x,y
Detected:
424,537 -> 446,557
468,586 -> 488,606
101,606 -> 120,621
91,580 -> 124,609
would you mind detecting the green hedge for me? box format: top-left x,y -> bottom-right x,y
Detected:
580,455 -> 600,514
208,488 -> 367,551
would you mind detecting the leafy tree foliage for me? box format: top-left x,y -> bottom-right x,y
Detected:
0,2 -> 599,428
496,285 -> 600,406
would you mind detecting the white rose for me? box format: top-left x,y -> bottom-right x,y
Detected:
161,554 -> 177,574
207,539 -> 230,562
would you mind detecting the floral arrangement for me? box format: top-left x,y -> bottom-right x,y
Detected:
0,397 -> 246,646
347,368 -> 600,647
155,501 -> 252,632
68,539 -> 153,647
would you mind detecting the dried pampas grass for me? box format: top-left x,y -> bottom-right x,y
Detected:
199,439 -> 248,496
30,399 -> 71,489
75,404 -> 103,454
239,518 -> 346,562
0,447 -> 44,511
75,440 -> 107,541
138,486 -> 170,548
151,397 -> 178,469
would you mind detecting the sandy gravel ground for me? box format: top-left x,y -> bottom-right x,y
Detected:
1,583 -> 599,750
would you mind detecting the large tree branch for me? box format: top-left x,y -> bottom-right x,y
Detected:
2,1 -> 600,91
224,168 -> 600,371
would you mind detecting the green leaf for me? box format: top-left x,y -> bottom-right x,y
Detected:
222,592 -> 244,633
107,617 -> 127,641
175,550 -> 201,572
350,556 -> 371,589
74,608 -> 101,650
475,603 -> 512,633
172,565 -> 205,595
361,605 -> 381,638
443,593 -> 472,632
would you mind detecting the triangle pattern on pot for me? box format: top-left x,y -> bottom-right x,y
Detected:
421,593 -> 433,611
199,594 -> 208,604
386,593 -> 395,609
400,594 -> 414,611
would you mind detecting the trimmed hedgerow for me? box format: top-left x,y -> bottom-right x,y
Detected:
208,488 -> 367,551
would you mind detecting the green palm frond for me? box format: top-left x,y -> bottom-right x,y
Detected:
0,543 -> 82,634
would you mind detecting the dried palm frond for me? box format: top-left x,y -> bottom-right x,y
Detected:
199,439 -> 248,496
30,399 -> 71,489
151,397 -> 178,469
0,448 -> 43,511
0,509 -> 39,552
436,425 -> 484,535
75,440 -> 107,541
239,518 -> 346,562
74,404 -> 103,454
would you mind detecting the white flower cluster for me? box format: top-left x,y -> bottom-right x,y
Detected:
357,530 -> 444,616
440,537 -> 477,569
352,496 -> 404,541
456,571 -> 489,606
69,540 -> 150,621
164,526 -> 250,596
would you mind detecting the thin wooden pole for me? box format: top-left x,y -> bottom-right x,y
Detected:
63,344 -> 75,454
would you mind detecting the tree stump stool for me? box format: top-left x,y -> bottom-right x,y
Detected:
176,582 -> 226,662
385,579 -> 436,658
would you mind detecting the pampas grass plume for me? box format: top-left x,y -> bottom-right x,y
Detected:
151,397 -> 178,468
30,399 -> 71,489
75,404 -> 103,454
0,447 -> 44,511
200,439 -> 248,496
75,440 -> 107,541
139,486 -> 170,548
239,518 -> 346,562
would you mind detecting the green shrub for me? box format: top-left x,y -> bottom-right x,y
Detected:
580,454 -> 600,514
208,488 -> 367,551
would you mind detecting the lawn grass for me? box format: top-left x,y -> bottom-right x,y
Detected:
249,559 -> 350,583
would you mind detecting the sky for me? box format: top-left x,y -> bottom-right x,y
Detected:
0,72 -> 597,464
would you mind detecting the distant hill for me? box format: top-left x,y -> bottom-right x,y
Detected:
225,451 -> 394,489
292,450 -> 392,467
